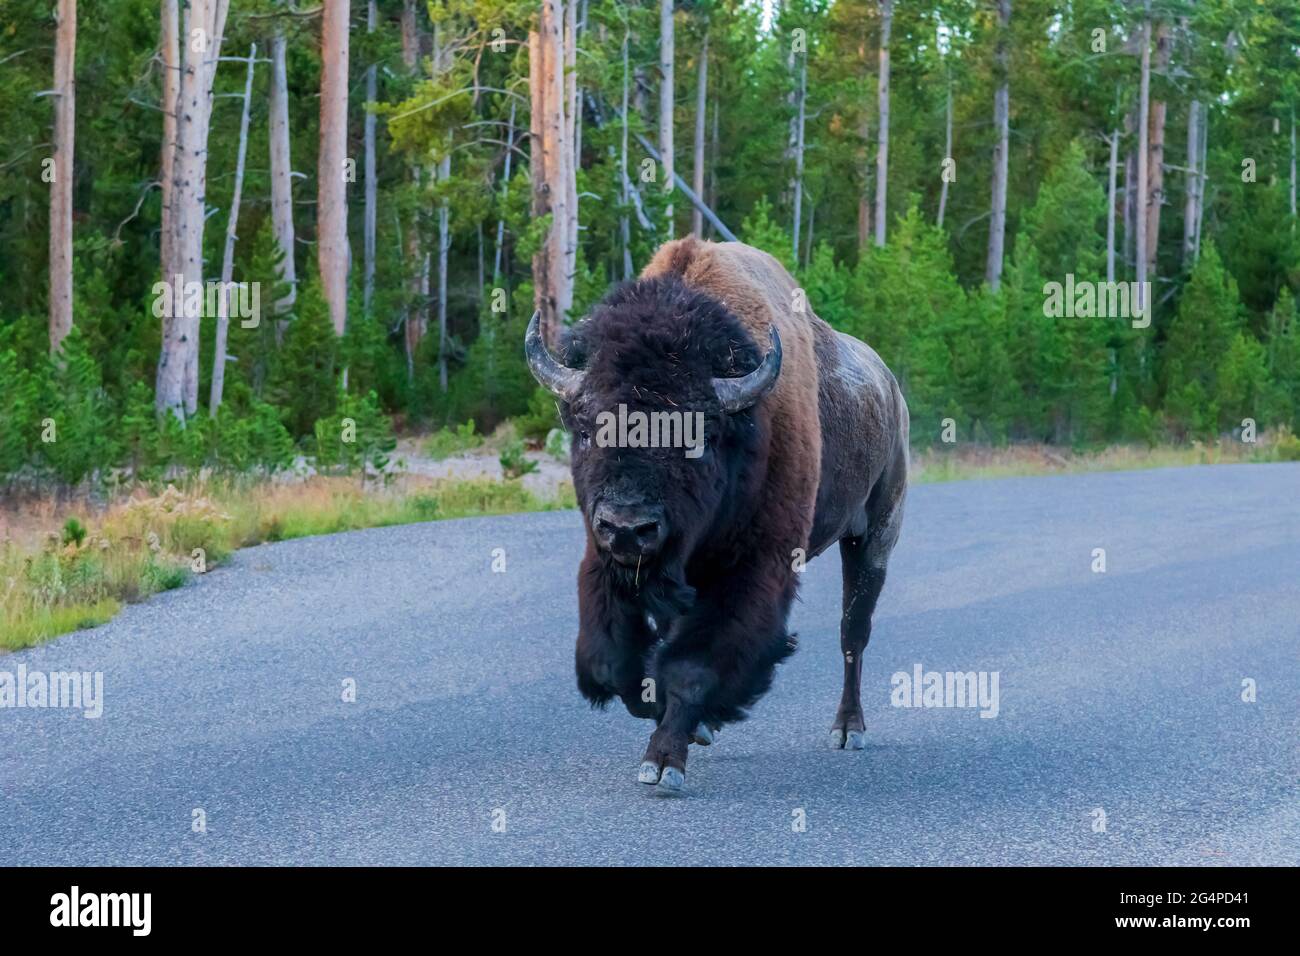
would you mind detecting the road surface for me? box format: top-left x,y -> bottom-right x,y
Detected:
2,464 -> 1297,865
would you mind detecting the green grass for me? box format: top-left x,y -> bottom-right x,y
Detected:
911,433 -> 1298,483
4,432 -> 1293,653
0,599 -> 122,651
1,476 -> 574,653
424,420 -> 485,460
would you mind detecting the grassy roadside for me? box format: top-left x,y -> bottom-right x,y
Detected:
912,432 -> 1299,483
1,475 -> 575,652
3,431 -> 1296,653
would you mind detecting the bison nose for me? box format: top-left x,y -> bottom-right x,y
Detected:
593,502 -> 666,559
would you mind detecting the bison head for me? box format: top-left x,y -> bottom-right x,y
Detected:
526,278 -> 780,606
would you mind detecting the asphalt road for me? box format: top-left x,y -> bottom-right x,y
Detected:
2,464 -> 1297,866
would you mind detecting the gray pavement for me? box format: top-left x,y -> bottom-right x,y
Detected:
1,463 -> 1297,865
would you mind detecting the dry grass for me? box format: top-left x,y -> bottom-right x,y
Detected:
0,473 -> 575,652
911,432 -> 1298,483
3,430 -> 1294,652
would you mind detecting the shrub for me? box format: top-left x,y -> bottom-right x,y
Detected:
499,440 -> 538,479
1273,426 -> 1300,462
513,387 -> 561,442
426,419 -> 483,460
39,328 -> 116,486
62,517 -> 88,548
543,427 -> 571,463
267,279 -> 338,439
313,389 -> 397,479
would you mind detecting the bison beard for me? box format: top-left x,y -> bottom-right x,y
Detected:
529,238 -> 909,793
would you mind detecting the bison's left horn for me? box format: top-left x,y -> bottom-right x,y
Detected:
713,327 -> 782,413
525,310 -> 585,402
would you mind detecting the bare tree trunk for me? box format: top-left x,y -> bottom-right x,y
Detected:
1107,127 -> 1120,283
563,0 -> 578,315
437,192 -> 448,390
804,198 -> 814,266
363,0 -> 378,317
855,30 -> 871,252
1144,19 -> 1170,282
1122,112 -> 1135,270
937,77 -> 952,229
620,27 -> 633,277
1182,99 -> 1200,269
532,1 -> 573,348
434,22 -> 451,392
268,31 -> 297,322
857,115 -> 871,251
791,52 -> 807,262
1194,105 -> 1207,261
493,101 -> 516,280
48,0 -> 76,355
400,0 -> 423,378
659,0 -> 674,230
210,43 -> 255,417
1135,8 -> 1150,311
708,84 -> 719,236
160,0 -> 179,305
985,0 -> 1010,289
1106,124 -> 1120,397
873,0 -> 892,248
1291,105 -> 1297,225
529,28 -> 548,327
624,123 -> 734,239
158,0 -> 229,418
692,30 -> 708,239
318,0 -> 350,338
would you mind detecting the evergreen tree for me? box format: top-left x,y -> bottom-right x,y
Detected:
1163,244 -> 1249,437
267,280 -> 339,440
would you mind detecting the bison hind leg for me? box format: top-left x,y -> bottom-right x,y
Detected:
830,532 -> 891,750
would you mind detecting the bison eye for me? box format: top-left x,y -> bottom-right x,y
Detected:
578,430 -> 591,449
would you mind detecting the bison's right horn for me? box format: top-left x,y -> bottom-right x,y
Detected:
525,310 -> 585,402
713,326 -> 782,413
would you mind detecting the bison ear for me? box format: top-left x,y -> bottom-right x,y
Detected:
713,326 -> 782,413
525,310 -> 585,402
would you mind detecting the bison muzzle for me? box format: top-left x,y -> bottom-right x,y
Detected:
526,238 -> 909,793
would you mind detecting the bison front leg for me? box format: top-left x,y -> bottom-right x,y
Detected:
575,552 -> 659,718
636,656 -> 716,792
637,565 -> 797,793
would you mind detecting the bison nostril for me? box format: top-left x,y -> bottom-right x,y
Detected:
632,521 -> 660,541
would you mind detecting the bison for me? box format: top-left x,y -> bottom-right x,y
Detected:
525,237 -> 909,792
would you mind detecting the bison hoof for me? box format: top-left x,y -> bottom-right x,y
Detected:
690,722 -> 716,746
637,761 -> 662,784
830,727 -> 867,750
656,766 -> 685,793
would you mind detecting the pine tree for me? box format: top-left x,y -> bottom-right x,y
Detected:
1014,142 -> 1113,443
267,280 -> 339,439
1163,244 -> 1247,437
41,328 -> 115,485
1262,287 -> 1299,428
847,200 -> 966,434
0,346 -> 38,478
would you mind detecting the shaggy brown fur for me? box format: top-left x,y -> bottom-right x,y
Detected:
544,237 -> 909,791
